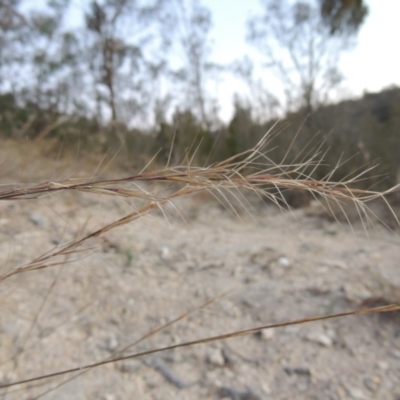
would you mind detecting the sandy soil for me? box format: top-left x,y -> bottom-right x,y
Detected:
0,176 -> 400,400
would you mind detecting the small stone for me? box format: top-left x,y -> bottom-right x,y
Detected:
305,331 -> 333,347
217,387 -> 262,400
377,361 -> 389,370
371,252 -> 381,260
258,329 -> 275,341
267,256 -> 291,278
347,387 -> 366,399
370,260 -> 400,304
207,348 -> 225,367
261,383 -> 271,394
278,257 -> 290,267
392,350 -> 400,359
29,213 -> 47,227
101,394 -> 117,400
51,237 -> 61,245
322,259 -> 347,269
284,366 -> 311,376
117,360 -> 141,373
250,247 -> 278,267
324,226 -> 338,236
160,246 -> 170,259
364,376 -> 381,392
344,283 -> 373,302
106,336 -> 119,351
0,218 -> 9,226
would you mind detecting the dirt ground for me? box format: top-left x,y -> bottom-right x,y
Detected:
0,146 -> 400,400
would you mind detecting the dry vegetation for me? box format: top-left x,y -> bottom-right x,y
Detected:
0,128 -> 400,399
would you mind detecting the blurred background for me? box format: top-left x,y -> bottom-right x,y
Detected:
0,0 -> 399,192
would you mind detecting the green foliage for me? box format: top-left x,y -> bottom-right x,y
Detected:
0,93 -> 35,137
319,0 -> 368,35
227,102 -> 262,158
153,122 -> 175,164
152,109 -> 215,166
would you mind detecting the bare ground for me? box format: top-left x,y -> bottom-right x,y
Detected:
0,182 -> 399,400
0,139 -> 400,400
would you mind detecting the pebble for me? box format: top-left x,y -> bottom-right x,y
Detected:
101,394 -> 118,400
370,260 -> 400,303
364,376 -> 381,392
283,366 -> 311,377
268,259 -> 291,278
0,218 -> 9,226
249,249 -> 276,269
51,237 -> 61,245
148,357 -> 187,389
259,328 -> 275,341
322,259 -> 347,269
160,246 -> 170,259
117,360 -> 141,373
29,212 -> 48,227
199,260 -> 224,270
261,383 -> 271,394
343,283 -> 373,302
376,361 -> 389,370
217,386 -> 262,400
392,349 -> 400,359
278,256 -> 290,267
305,331 -> 333,347
207,348 -> 225,367
106,336 -> 119,351
347,387 -> 366,399
324,226 -> 338,235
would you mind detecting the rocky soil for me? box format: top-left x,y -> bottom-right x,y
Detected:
0,180 -> 399,400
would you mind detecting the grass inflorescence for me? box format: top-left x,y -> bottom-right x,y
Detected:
0,127 -> 399,397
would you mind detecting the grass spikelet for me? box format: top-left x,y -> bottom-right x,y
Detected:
0,127 -> 399,397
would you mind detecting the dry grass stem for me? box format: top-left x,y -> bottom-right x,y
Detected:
2,304 -> 399,390
1,128 -> 400,395
1,132 -> 399,282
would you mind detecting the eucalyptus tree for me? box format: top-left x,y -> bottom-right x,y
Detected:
247,0 -> 368,113
171,0 -> 221,130
0,0 -> 84,137
0,0 -> 30,97
319,0 -> 368,36
84,0 -> 174,124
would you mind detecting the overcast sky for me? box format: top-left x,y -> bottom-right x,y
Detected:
26,0 -> 400,121
200,0 -> 400,119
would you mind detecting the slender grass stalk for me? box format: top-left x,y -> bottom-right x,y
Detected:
0,129 -> 399,394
